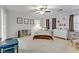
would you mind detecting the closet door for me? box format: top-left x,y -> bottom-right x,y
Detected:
52,18 -> 56,29
46,19 -> 49,29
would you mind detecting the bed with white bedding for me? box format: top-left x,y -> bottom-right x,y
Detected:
53,29 -> 68,40
33,30 -> 53,40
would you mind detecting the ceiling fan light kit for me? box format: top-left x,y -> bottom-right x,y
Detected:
40,11 -> 45,14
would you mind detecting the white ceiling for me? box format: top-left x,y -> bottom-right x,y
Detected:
5,5 -> 79,13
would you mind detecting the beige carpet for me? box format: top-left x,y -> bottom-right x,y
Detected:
18,36 -> 79,53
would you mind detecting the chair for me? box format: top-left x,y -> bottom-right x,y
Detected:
70,31 -> 79,48
0,38 -> 18,53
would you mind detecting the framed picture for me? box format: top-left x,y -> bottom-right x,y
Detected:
58,20 -> 60,23
17,17 -> 23,24
24,18 -> 29,24
30,19 -> 34,24
64,24 -> 66,26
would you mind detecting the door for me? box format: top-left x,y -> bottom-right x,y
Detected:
52,18 -> 56,29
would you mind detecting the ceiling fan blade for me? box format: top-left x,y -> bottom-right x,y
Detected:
45,11 -> 51,12
34,11 -> 40,14
51,8 -> 63,11
34,9 -> 40,11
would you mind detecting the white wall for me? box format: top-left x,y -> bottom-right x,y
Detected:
44,13 -> 70,31
0,8 -> 1,37
7,11 -> 48,38
7,11 -> 70,38
1,7 -> 7,41
56,14 -> 69,30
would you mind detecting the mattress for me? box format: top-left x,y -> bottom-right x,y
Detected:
33,30 -> 53,40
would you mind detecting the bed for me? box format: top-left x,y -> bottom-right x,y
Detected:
53,29 -> 68,40
33,30 -> 53,40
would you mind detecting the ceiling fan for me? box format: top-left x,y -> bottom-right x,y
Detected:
34,5 -> 51,14
33,5 -> 63,14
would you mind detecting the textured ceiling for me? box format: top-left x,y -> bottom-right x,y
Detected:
5,5 -> 79,13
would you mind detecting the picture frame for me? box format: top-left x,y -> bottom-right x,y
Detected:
30,19 -> 34,24
64,24 -> 66,26
24,18 -> 29,24
17,17 -> 23,24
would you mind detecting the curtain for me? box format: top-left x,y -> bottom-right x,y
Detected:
69,15 -> 74,31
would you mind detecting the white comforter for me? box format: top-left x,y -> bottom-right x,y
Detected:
33,30 -> 52,36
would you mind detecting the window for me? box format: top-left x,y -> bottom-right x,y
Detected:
74,15 -> 79,31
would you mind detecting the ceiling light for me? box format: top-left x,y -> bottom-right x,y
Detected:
40,11 -> 44,14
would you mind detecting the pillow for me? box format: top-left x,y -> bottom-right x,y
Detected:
42,27 -> 48,31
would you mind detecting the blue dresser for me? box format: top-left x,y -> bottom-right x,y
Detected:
0,38 -> 18,53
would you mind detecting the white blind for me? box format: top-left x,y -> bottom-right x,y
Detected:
74,15 -> 79,31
